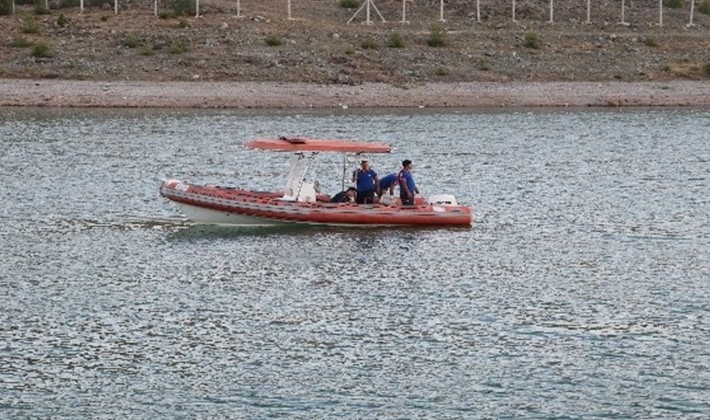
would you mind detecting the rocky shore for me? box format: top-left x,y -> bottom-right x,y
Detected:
2,1 -> 709,108
2,79 -> 709,108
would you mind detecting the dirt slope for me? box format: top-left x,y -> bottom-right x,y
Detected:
1,0 -> 709,84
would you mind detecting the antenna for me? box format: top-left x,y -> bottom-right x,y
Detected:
347,0 -> 386,25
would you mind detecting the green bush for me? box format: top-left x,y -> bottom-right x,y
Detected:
8,37 -> 33,48
121,34 -> 141,48
426,24 -> 447,47
58,0 -> 79,7
644,36 -> 658,47
100,15 -> 110,21
700,0 -> 710,14
387,32 -> 405,48
31,41 -> 53,58
339,0 -> 359,9
0,0 -> 13,16
479,62 -> 492,71
170,0 -> 195,16
170,41 -> 187,54
177,18 -> 191,28
265,35 -> 283,46
57,14 -> 69,27
361,38 -> 378,50
20,16 -> 41,34
703,63 -> 710,76
435,66 -> 449,76
159,10 -> 177,19
664,0 -> 682,8
140,45 -> 155,56
523,31 -> 540,49
34,0 -> 49,14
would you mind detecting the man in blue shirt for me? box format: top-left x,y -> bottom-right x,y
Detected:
378,172 -> 398,197
352,160 -> 379,204
398,159 -> 419,206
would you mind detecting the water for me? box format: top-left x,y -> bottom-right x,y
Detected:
1,107 -> 708,419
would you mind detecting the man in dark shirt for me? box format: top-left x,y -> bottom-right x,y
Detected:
330,187 -> 357,203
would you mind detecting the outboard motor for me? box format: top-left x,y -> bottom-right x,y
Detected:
427,194 -> 458,206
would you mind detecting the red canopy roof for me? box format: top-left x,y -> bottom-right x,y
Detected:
246,137 -> 391,153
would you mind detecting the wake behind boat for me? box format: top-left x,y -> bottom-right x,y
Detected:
159,137 -> 473,227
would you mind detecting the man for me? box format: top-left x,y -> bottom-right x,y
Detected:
352,159 -> 379,204
398,159 -> 419,206
378,172 -> 398,197
329,187 -> 357,203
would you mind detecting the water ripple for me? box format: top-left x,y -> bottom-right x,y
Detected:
1,107 -> 708,418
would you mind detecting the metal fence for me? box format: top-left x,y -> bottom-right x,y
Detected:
3,0 -> 707,27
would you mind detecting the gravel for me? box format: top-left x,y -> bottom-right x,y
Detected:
1,79 -> 708,108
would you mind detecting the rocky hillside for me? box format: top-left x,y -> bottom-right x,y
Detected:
1,0 -> 709,83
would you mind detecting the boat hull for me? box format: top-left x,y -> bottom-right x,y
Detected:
160,179 -> 473,227
172,202 -> 287,226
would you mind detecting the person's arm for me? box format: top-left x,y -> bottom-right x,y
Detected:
375,175 -> 381,196
400,176 -> 412,198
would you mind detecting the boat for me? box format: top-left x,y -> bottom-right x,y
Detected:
159,137 -> 473,227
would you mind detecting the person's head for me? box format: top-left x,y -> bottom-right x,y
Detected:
346,187 -> 356,201
402,159 -> 412,170
360,160 -> 370,170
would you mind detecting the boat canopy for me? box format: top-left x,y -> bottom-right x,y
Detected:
246,137 -> 391,154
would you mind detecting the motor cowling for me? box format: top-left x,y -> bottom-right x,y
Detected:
427,194 -> 458,206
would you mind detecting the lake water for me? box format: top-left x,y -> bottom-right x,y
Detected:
1,106 -> 708,419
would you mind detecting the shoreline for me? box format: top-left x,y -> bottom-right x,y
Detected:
1,79 -> 709,108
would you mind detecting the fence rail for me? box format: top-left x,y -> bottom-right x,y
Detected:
2,0 -> 708,27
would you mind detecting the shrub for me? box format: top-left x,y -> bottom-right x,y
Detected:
339,0 -> 359,9
0,0 -> 12,16
31,41 -> 53,58
387,32 -> 405,48
644,36 -> 659,47
177,18 -> 191,28
703,63 -> 710,77
361,38 -> 378,50
265,35 -> 283,46
479,62 -> 492,71
57,14 -> 69,27
20,16 -> 41,34
700,0 -> 710,14
9,37 -> 33,48
664,0 -> 682,8
435,67 -> 449,76
140,45 -> 155,56
100,15 -> 110,21
170,0 -> 195,16
426,24 -> 447,47
159,10 -> 177,19
344,46 -> 355,55
170,41 -> 187,54
34,0 -> 49,15
523,31 -> 540,49
121,34 -> 141,48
